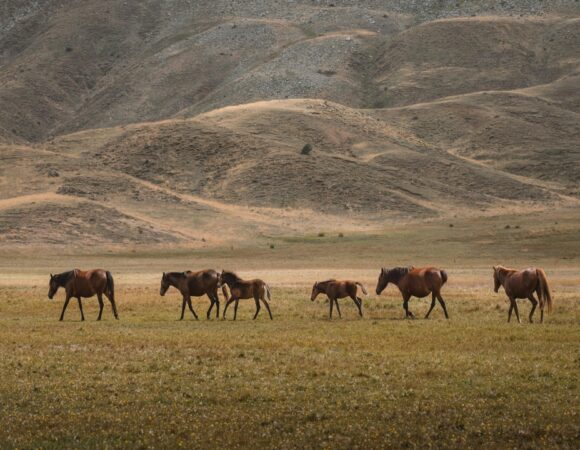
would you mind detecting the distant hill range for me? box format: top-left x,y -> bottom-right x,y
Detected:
1,0 -> 578,247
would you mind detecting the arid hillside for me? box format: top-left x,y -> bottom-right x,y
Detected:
0,0 -> 579,247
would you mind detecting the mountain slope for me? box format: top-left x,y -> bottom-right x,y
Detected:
0,1 -> 579,247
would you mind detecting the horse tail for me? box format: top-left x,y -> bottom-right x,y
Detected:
105,271 -> 115,301
265,283 -> 272,301
440,270 -> 448,285
221,284 -> 229,300
537,268 -> 553,312
356,282 -> 368,295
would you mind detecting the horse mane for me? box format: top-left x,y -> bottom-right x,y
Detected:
316,279 -> 336,287
55,270 -> 75,285
388,267 -> 410,282
222,271 -> 242,282
494,265 -> 516,275
166,271 -> 188,279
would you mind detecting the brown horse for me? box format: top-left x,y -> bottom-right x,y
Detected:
218,271 -> 273,320
310,279 -> 367,318
160,270 -> 228,320
376,266 -> 449,319
48,269 -> 118,321
493,265 -> 553,323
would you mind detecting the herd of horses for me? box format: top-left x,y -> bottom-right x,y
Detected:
47,265 -> 553,324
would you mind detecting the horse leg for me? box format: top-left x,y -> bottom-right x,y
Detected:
214,294 -> 220,319
261,298 -> 273,320
206,296 -> 214,320
179,296 -> 186,320
403,294 -> 413,319
540,305 -> 544,324
513,298 -> 521,324
510,297 -> 521,324
334,298 -> 342,318
425,293 -> 437,319
59,295 -> 72,321
436,293 -> 449,319
97,293 -> 104,321
77,297 -> 85,321
350,295 -> 362,317
104,291 -> 119,320
233,298 -> 239,321
186,297 -> 198,320
528,295 -> 538,323
253,296 -> 261,320
507,300 -> 514,323
329,296 -> 334,319
222,297 -> 235,319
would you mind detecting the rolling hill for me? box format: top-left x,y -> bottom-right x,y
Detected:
0,0 -> 579,248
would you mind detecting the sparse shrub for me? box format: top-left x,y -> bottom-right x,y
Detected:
515,225 -> 520,229
449,224 -> 454,228
301,143 -> 313,155
65,46 -> 73,52
505,225 -> 511,229
338,232 -> 344,238
269,244 -> 275,249
317,69 -> 336,77
317,232 -> 325,237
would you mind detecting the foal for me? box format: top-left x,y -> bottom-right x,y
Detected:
48,269 -> 118,321
310,279 -> 367,318
160,270 -> 226,320
376,266 -> 449,319
493,265 -> 553,323
218,271 -> 273,320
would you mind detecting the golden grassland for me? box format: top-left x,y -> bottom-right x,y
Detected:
0,282 -> 578,449
0,211 -> 579,448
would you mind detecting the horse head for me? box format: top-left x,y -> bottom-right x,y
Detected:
310,281 -> 322,301
48,273 -> 59,299
376,268 -> 390,295
493,266 -> 501,293
160,272 -> 170,296
217,270 -> 229,288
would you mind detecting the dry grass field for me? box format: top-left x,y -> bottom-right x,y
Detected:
1,213 -> 579,449
1,1 -> 579,448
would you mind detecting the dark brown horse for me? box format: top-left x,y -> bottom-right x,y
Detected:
310,279 -> 367,318
376,266 -> 449,319
48,269 -> 118,321
218,271 -> 273,320
160,270 -> 228,320
493,265 -> 553,323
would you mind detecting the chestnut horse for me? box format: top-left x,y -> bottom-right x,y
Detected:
48,269 -> 118,321
160,270 -> 228,320
493,265 -> 553,323
310,279 -> 367,318
376,266 -> 449,319
218,271 -> 273,320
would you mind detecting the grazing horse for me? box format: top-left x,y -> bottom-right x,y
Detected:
310,279 -> 367,318
48,269 -> 118,321
218,271 -> 273,320
376,266 -> 449,319
160,270 -> 228,320
493,265 -> 553,323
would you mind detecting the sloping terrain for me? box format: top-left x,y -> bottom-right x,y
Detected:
0,0 -> 579,247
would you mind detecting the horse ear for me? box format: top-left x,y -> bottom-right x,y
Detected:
492,266 -> 496,271
50,273 -> 53,278
381,268 -> 385,274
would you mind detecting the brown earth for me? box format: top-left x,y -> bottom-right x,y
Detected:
0,1 -> 579,248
